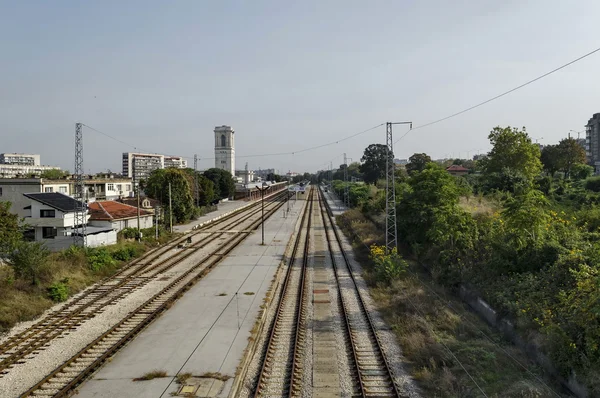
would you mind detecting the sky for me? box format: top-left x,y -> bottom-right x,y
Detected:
1,0 -> 599,174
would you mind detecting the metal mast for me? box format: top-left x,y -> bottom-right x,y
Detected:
385,121 -> 411,253
73,123 -> 86,246
193,154 -> 199,207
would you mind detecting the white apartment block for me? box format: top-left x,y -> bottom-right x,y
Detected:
0,153 -> 40,166
0,164 -> 61,178
214,125 -> 235,176
122,152 -> 188,185
164,156 -> 188,169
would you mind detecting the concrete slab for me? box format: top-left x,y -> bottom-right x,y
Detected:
77,195 -> 307,398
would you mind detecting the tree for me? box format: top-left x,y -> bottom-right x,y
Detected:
203,168 -> 236,200
0,202 -> 22,256
482,126 -> 542,181
9,242 -> 49,285
541,145 -> 561,176
144,168 -> 195,224
266,173 -> 284,182
40,169 -> 68,179
359,144 -> 392,184
572,163 -> 594,181
182,169 -> 216,206
406,153 -> 432,175
557,137 -> 586,178
397,163 -> 461,245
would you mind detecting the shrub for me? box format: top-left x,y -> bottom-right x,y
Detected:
48,279 -> 69,302
87,247 -> 116,272
369,245 -> 407,282
9,241 -> 50,285
584,176 -> 600,192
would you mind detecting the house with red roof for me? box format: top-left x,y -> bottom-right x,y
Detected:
88,201 -> 154,232
446,164 -> 470,176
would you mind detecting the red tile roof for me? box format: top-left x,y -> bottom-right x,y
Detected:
446,164 -> 470,172
89,201 -> 152,221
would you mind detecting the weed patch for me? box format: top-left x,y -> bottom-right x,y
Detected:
133,370 -> 168,381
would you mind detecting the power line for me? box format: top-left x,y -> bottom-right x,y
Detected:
82,122 -> 384,163
394,45 -> 600,144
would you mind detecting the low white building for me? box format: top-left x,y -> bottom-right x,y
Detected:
23,193 -> 116,251
0,178 -> 134,218
88,201 -> 153,232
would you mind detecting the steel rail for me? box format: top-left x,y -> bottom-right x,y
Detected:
317,187 -> 402,397
253,187 -> 313,397
20,191 -> 290,398
0,190 -> 290,376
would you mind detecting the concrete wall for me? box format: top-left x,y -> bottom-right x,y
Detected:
0,182 -> 42,217
90,216 -> 153,232
87,230 -> 117,247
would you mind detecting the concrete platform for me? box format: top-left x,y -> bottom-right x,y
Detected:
173,200 -> 249,233
77,196 -> 307,398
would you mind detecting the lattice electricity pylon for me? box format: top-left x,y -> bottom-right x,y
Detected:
193,154 -> 199,207
385,121 -> 412,253
73,122 -> 86,247
343,153 -> 349,208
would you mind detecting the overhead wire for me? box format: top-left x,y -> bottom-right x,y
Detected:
394,45 -> 600,145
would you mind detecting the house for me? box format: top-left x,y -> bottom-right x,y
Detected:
88,201 -> 154,232
117,197 -> 160,214
22,193 -> 116,251
0,177 -> 134,218
446,164 -> 470,176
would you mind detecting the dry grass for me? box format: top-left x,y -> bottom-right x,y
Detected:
133,370 -> 168,381
459,195 -> 497,216
243,291 -> 254,296
337,209 -> 563,398
200,371 -> 231,381
175,372 -> 192,384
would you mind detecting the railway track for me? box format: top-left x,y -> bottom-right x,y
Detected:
253,187 -> 314,397
318,187 -> 401,397
0,190 -> 290,397
250,186 -> 401,397
0,190 -> 289,380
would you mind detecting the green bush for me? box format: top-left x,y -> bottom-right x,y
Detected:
87,247 -> 116,272
584,176 -> 600,192
48,279 -> 69,302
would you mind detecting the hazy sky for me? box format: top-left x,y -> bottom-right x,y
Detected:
1,1 -> 599,174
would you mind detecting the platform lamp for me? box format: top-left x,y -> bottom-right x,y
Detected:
257,182 -> 270,245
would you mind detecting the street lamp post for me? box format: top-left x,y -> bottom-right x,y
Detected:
256,182 -> 270,245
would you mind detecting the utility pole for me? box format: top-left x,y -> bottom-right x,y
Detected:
73,123 -> 86,247
343,153 -> 349,208
193,154 -> 199,207
136,187 -> 141,241
257,183 -> 270,245
155,205 -> 159,239
385,121 -> 412,254
168,182 -> 173,233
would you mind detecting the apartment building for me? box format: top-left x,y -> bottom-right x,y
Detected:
164,156 -> 188,169
0,153 -> 40,166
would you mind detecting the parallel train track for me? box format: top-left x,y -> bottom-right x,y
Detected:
251,186 -> 401,397
253,188 -> 313,397
0,189 -> 289,397
318,187 -> 401,397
